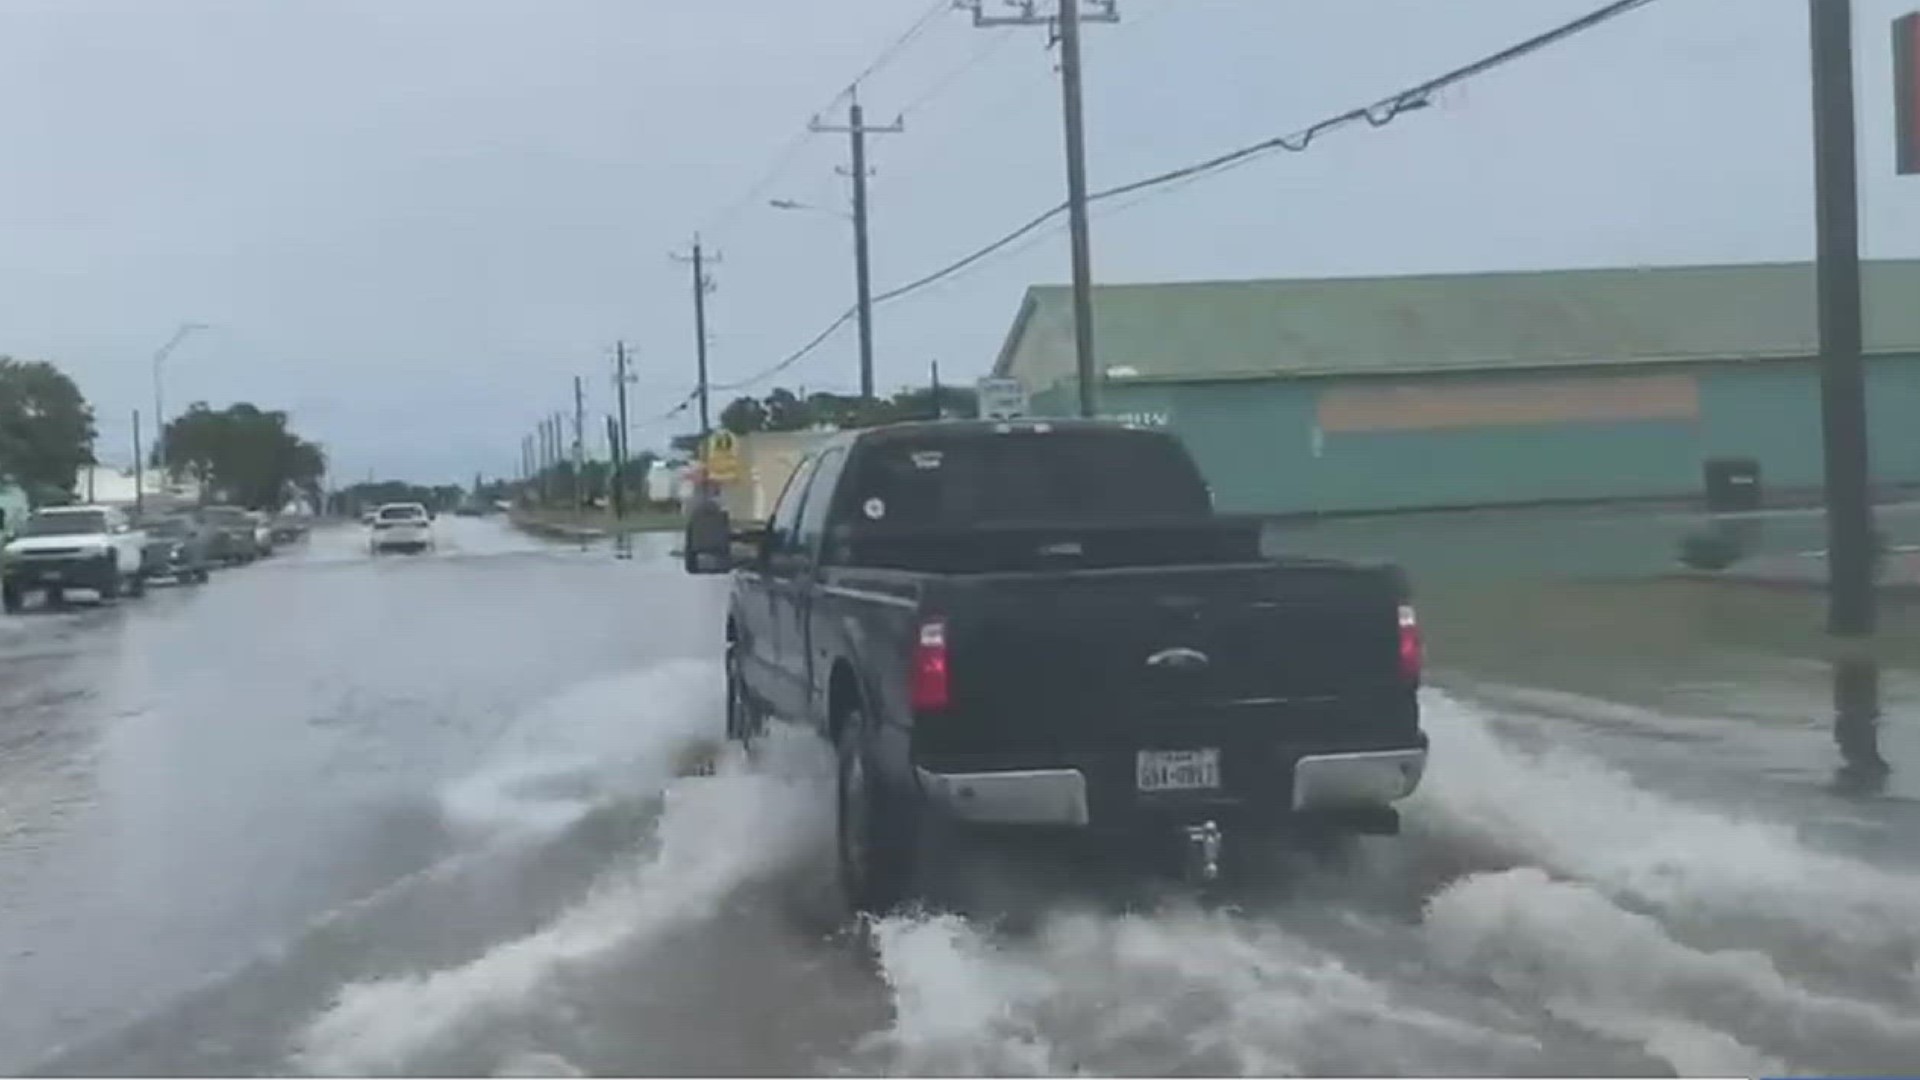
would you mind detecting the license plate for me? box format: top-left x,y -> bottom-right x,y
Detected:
1136,748 -> 1221,793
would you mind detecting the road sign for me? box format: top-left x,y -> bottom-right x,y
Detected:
704,430 -> 741,482
977,376 -> 1029,420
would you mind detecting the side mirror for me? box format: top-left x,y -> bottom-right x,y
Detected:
684,500 -> 734,575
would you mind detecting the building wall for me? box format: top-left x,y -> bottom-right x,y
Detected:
1037,355 -> 1920,515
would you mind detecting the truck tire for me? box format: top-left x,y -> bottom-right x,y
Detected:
126,571 -> 145,598
100,571 -> 119,600
2,582 -> 21,614
836,710 -> 923,915
724,641 -> 766,747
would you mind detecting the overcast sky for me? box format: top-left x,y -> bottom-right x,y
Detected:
4,0 -> 1918,484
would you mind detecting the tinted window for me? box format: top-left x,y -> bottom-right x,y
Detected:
377,505 -> 425,521
796,447 -> 848,558
766,454 -> 820,553
843,429 -> 1211,528
140,518 -> 190,538
23,511 -> 107,537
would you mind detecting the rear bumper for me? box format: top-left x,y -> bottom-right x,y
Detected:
914,741 -> 1427,832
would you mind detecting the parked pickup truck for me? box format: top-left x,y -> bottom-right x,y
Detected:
2,505 -> 148,612
682,419 -> 1429,914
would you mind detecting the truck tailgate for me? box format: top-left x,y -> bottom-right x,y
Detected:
923,560 -> 1416,759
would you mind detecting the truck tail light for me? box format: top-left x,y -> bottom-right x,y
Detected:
1398,604 -> 1423,684
909,618 -> 950,712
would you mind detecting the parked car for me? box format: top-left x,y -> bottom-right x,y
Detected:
246,511 -> 276,557
3,505 -> 148,611
369,502 -> 435,555
135,513 -> 213,585
682,419 -> 1428,914
269,515 -> 311,544
196,505 -> 261,565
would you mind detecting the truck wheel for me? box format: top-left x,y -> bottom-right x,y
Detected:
100,572 -> 119,600
836,712 -> 922,915
46,586 -> 64,607
2,582 -> 21,614
724,642 -> 765,746
126,572 -> 146,598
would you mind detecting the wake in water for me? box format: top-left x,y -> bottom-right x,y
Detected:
285,682 -> 1920,1078
293,725 -> 834,1076
850,690 -> 1920,1078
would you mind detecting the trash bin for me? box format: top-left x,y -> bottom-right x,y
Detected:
1703,457 -> 1762,512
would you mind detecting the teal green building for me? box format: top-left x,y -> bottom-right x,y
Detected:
993,260 -> 1920,516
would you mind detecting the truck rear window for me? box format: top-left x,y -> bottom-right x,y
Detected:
843,429 -> 1212,528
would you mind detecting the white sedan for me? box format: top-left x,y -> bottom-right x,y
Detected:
368,503 -> 435,555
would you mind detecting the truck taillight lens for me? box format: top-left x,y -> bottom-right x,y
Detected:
910,618 -> 950,712
1398,604 -> 1423,684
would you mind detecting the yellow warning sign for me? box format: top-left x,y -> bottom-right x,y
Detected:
703,430 -> 741,482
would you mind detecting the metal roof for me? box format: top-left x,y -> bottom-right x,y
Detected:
993,259 -> 1920,386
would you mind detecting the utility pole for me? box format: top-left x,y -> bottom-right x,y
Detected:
930,360 -> 942,421
132,410 -> 144,515
962,0 -> 1115,418
572,376 -> 586,521
671,238 -> 721,439
613,341 -> 632,522
810,92 -> 904,402
1809,0 -> 1887,785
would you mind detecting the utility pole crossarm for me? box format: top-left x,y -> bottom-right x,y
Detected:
957,0 -> 1119,28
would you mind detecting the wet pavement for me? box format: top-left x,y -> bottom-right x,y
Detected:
1,512 -> 1916,1077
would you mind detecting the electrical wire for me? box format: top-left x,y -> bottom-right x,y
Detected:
690,0 -> 1664,400
898,28 -> 1021,119
700,0 -> 953,240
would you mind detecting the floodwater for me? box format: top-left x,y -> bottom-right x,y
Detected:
1,510 -> 1915,1077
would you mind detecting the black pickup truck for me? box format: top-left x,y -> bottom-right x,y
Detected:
683,419 -> 1428,914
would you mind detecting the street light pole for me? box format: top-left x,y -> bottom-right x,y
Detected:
151,322 -> 209,476
1808,0 -> 1887,785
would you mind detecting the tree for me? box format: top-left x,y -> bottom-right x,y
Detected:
160,401 -> 327,510
0,356 -> 97,503
719,395 -> 768,435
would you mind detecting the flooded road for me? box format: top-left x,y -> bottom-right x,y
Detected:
2,512 -> 1916,1077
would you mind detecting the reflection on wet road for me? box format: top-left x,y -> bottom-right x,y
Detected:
2,513 -> 1915,1077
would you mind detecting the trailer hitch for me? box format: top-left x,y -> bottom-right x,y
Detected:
1181,820 -> 1223,884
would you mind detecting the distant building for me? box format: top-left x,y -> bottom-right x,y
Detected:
994,259 -> 1920,515
73,465 -> 202,510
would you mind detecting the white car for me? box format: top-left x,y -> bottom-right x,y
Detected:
2,505 -> 148,611
369,502 -> 435,555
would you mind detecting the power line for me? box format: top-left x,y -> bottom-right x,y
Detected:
891,0 -> 1665,308
844,0 -> 951,97
898,28 -> 1021,119
699,0 -> 949,240
686,0 -> 1664,399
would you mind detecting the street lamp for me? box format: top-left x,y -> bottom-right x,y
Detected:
768,197 -> 853,221
152,322 -> 210,477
